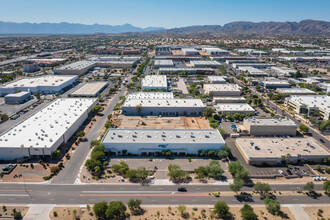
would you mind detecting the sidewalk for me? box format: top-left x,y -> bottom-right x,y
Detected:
24,205 -> 54,220
288,205 -> 310,220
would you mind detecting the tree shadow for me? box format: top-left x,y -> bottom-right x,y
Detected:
306,191 -> 322,199
234,192 -> 254,203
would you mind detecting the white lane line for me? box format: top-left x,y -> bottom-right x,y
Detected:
0,194 -> 29,197
82,191 -> 173,194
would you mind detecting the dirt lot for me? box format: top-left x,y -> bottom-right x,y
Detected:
50,205 -> 295,220
115,116 -> 210,129
171,50 -> 184,56
304,206 -> 330,220
0,205 -> 28,219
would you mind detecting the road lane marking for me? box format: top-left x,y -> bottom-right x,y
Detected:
82,191 -> 174,194
80,193 -> 208,197
0,190 -> 32,192
0,194 -> 29,197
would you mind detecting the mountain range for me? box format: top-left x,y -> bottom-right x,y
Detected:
0,20 -> 329,35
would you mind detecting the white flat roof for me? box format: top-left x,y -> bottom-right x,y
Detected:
154,60 -> 174,66
126,92 -> 174,100
204,84 -> 241,92
142,75 -> 167,88
72,82 -> 108,96
5,91 -> 30,98
123,98 -> 204,108
56,61 -> 95,70
286,95 -> 330,112
216,103 -> 255,112
1,75 -> 77,88
102,129 -> 224,144
244,117 -> 297,126
0,98 -> 96,149
277,88 -> 315,94
202,48 -> 229,53
213,97 -> 246,101
207,76 -> 227,82
182,48 -> 198,52
191,60 -> 221,66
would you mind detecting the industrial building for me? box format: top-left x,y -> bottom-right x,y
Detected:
213,97 -> 246,104
271,67 -> 296,76
236,137 -> 330,166
4,91 -> 31,104
54,61 -> 95,75
276,88 -> 316,95
158,68 -> 214,75
232,63 -> 276,69
238,67 -> 268,76
202,48 -> 230,56
189,60 -> 221,68
260,80 -> 291,89
27,58 -> 67,66
236,49 -> 268,55
0,75 -> 78,96
0,98 -> 97,160
203,84 -> 242,96
122,98 -> 205,116
216,103 -> 255,114
23,63 -> 40,73
154,60 -> 174,68
101,129 -> 225,156
181,48 -> 199,56
142,75 -> 168,91
207,76 -> 226,84
285,95 -> 330,120
126,92 -> 174,101
71,82 -> 108,97
243,117 -> 297,136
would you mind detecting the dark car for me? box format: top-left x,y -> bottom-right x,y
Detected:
320,139 -> 325,143
178,187 -> 187,192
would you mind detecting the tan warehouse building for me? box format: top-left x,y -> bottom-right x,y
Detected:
243,117 -> 297,136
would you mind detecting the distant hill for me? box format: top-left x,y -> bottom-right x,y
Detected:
0,20 -> 328,35
0,21 -> 166,34
164,20 -> 330,36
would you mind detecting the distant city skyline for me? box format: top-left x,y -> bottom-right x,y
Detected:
0,0 -> 329,28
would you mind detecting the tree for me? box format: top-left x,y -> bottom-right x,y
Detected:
214,201 -> 231,218
13,211 -> 22,220
177,204 -> 187,217
230,178 -> 244,193
92,105 -> 101,113
315,164 -> 322,171
128,199 -> 142,214
240,204 -> 258,220
93,201 -> 108,218
85,159 -> 101,171
105,201 -> 127,219
135,105 -> 142,115
304,182 -> 314,193
76,131 -> 85,137
254,182 -> 271,197
51,149 -> 60,159
208,162 -> 224,179
195,166 -> 208,179
299,124 -> 309,133
264,198 -> 280,215
228,161 -> 248,180
323,181 -> 330,193
203,107 -> 215,118
91,150 -> 105,161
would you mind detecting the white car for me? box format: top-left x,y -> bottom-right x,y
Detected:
278,170 -> 283,174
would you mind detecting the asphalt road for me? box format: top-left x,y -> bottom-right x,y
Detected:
0,183 -> 328,205
51,76 -> 131,184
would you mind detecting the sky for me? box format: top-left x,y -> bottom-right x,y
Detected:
0,0 -> 329,28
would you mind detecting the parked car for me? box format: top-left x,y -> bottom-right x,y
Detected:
278,170 -> 283,174
320,139 -> 325,143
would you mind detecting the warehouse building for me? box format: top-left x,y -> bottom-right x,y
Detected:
0,75 -> 78,96
232,63 -> 276,69
4,91 -> 31,104
126,92 -> 174,101
260,80 -> 291,89
101,129 -> 225,156
122,98 -> 205,116
213,97 -> 246,104
27,58 -> 67,66
0,98 -> 97,160
207,76 -> 227,84
270,67 -> 296,76
71,82 -> 108,97
23,63 -> 40,73
158,68 -> 214,75
276,88 -> 316,95
189,60 -> 221,68
285,95 -> 330,120
236,137 -> 330,166
154,60 -> 174,68
203,84 -> 242,96
216,103 -> 255,114
54,61 -> 95,75
181,48 -> 199,56
202,48 -> 230,56
243,117 -> 297,136
238,67 -> 268,76
142,75 -> 168,91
